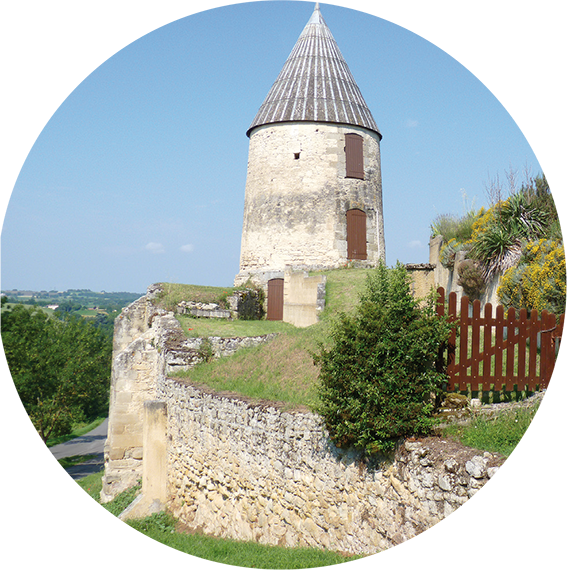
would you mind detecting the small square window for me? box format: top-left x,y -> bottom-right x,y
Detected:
294,152 -> 300,160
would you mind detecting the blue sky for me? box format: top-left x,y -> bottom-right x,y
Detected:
0,0 -> 547,293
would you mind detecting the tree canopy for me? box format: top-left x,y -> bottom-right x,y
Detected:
1,303 -> 112,442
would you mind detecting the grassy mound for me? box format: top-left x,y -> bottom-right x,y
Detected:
169,268 -> 371,408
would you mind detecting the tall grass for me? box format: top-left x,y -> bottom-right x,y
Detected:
443,401 -> 540,456
154,282 -> 236,312
77,472 -> 360,567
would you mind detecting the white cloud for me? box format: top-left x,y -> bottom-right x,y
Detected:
405,118 -> 419,128
408,240 -> 424,249
180,243 -> 194,253
145,242 -> 165,254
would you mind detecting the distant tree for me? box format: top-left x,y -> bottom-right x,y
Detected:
1,305 -> 111,442
92,312 -> 115,339
54,300 -> 83,315
0,295 -> 8,336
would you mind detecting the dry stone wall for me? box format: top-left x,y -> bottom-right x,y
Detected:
157,377 -> 503,554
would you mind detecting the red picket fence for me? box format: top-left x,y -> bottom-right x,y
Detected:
436,287 -> 564,392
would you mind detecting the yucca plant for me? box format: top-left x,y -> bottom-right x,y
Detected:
499,191 -> 548,240
470,222 -> 523,280
470,186 -> 554,280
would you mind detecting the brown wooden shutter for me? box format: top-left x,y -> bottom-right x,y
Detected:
346,209 -> 367,260
267,278 -> 284,321
345,133 -> 364,179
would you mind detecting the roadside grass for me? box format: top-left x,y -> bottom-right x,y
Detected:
46,416 -> 106,447
58,454 -> 98,469
4,455 -> 100,473
76,470 -> 104,501
171,268 -> 372,409
442,400 -> 540,456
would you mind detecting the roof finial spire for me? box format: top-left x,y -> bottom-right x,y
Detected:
315,2 -> 320,10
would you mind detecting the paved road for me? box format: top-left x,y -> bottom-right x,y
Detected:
49,418 -> 108,480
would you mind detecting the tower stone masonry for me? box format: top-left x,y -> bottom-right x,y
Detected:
235,3 -> 385,287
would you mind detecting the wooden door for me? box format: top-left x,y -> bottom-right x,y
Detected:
267,278 -> 284,321
347,209 -> 367,260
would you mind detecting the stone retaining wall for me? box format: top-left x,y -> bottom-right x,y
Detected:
155,377 -> 503,554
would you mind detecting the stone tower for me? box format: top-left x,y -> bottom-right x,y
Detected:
235,3 -> 385,286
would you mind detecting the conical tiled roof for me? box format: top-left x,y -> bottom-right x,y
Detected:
247,3 -> 380,138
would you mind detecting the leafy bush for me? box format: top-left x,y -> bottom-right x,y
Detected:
1,304 -> 111,442
314,262 -> 453,454
196,337 -> 215,363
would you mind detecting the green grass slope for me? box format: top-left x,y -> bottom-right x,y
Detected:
168,268 -> 371,409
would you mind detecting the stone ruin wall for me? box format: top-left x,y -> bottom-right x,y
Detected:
101,287 -> 276,502
103,285 -> 504,554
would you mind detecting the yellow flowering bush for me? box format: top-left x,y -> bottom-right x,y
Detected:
498,239 -> 566,314
469,206 -> 493,244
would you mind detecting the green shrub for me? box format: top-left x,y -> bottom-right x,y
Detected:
196,337 -> 215,363
314,262 -> 453,454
